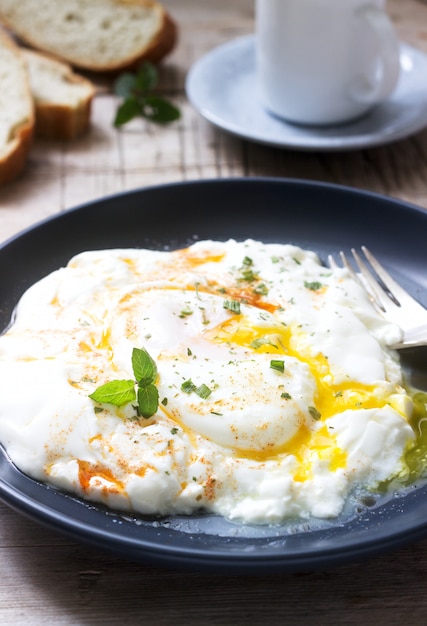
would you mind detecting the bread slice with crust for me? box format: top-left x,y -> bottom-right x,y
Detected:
0,30 -> 34,186
23,50 -> 96,140
0,0 -> 177,72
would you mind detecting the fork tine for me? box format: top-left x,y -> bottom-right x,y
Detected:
329,247 -> 427,347
329,250 -> 386,312
339,251 -> 358,278
350,248 -> 390,312
327,254 -> 338,270
361,246 -> 408,306
328,252 -> 359,281
361,246 -> 427,323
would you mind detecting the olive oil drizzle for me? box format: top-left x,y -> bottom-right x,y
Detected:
402,387 -> 427,484
378,384 -> 427,494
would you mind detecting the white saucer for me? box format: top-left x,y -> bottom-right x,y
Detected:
186,35 -> 427,152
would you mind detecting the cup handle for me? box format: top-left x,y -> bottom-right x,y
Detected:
350,5 -> 401,104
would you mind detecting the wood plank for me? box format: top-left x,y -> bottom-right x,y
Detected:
2,494 -> 427,625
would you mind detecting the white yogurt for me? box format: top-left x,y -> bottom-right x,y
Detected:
0,240 -> 414,524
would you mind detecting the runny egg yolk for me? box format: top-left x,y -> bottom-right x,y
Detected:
206,313 -> 396,416
203,313 -> 406,479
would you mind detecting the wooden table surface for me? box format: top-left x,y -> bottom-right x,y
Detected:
1,1 -> 427,623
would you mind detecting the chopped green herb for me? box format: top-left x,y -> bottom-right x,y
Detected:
250,337 -> 278,349
293,257 -> 301,265
179,307 -> 193,318
223,299 -> 241,314
242,256 -> 253,266
181,379 -> 197,394
161,397 -> 168,406
334,390 -> 343,398
195,383 -> 212,399
309,406 -> 322,420
181,379 -> 212,399
281,392 -> 292,400
187,347 -> 192,356
253,283 -> 269,296
241,269 -> 256,282
304,281 -> 323,291
81,376 -> 96,383
270,359 -> 285,373
199,307 -> 210,325
171,427 -> 179,435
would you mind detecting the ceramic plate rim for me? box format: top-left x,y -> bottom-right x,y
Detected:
1,177 -> 427,573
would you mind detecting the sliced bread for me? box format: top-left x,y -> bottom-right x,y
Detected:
23,50 -> 95,140
0,30 -> 34,186
0,0 -> 177,72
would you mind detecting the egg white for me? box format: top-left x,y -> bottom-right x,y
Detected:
0,240 -> 415,524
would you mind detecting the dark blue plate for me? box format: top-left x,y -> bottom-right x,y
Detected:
1,178 -> 426,573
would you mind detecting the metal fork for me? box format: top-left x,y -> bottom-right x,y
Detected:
328,246 -> 427,348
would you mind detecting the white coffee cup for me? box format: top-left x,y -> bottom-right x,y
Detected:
256,0 -> 401,126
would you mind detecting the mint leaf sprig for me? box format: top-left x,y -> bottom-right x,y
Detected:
113,62 -> 181,127
89,347 -> 159,419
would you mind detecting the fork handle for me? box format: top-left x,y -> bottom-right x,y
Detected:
398,324 -> 427,348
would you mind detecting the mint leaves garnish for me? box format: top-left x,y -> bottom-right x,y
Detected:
131,346 -> 157,387
137,384 -> 159,419
88,379 -> 136,407
113,62 -> 180,127
89,347 -> 159,419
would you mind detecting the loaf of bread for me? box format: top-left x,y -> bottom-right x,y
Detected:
23,50 -> 95,140
0,0 -> 177,72
0,30 -> 34,186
